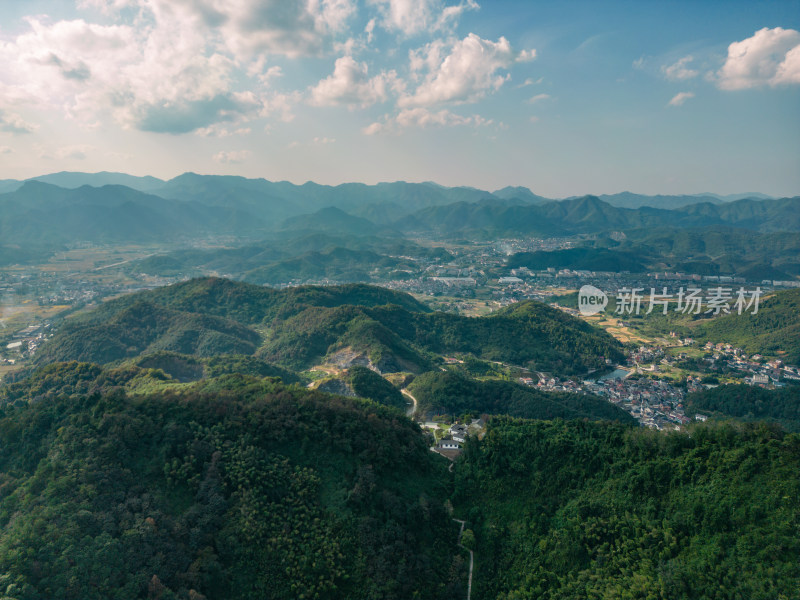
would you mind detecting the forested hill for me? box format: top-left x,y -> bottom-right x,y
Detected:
454,418 -> 800,599
36,278 -> 623,375
71,276 -> 430,326
696,288 -> 800,364
34,278 -> 429,366
0,377 -> 466,599
2,364 -> 797,598
685,384 -> 800,432
408,371 -> 635,424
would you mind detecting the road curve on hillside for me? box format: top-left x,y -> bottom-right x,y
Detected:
401,388 -> 418,417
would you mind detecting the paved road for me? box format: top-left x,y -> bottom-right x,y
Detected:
401,388 -> 418,417
452,518 -> 474,600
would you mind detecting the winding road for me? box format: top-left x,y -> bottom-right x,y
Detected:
401,388 -> 418,417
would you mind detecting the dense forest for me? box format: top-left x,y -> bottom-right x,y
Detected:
686,383 -> 800,432
260,299 -> 623,374
1,361 -> 799,598
36,278 -> 622,376
453,418 -> 800,599
0,376 -> 465,599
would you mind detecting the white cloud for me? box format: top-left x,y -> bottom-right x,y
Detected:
668,91 -> 694,106
774,43 -> 800,85
0,146 -> 13,154
309,56 -> 400,107
212,149 -> 252,163
369,0 -> 478,36
196,124 -> 252,137
0,111 -> 37,134
55,145 -> 93,160
87,0 -> 357,58
517,77 -> 542,88
516,48 -> 536,62
208,0 -> 358,59
715,27 -> 800,90
0,7 -> 296,135
365,18 -> 376,42
663,55 -> 698,80
401,33 -> 517,107
364,106 -> 490,133
527,93 -> 550,104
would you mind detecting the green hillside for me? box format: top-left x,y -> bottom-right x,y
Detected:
35,301 -> 260,365
0,377 -> 464,599
2,356 -> 302,405
38,279 -> 620,376
408,371 -> 636,423
697,288 -> 800,363
260,300 -> 623,374
240,247 -> 413,285
344,366 -> 407,411
505,228 -> 800,277
129,235 -> 452,283
453,418 -> 800,599
685,384 -> 800,432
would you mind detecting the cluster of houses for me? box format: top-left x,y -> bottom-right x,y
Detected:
587,377 -> 690,429
2,323 -> 51,361
702,342 -> 800,386
433,419 -> 485,458
518,370 -> 691,429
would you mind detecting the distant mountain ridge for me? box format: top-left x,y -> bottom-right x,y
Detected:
0,172 -> 795,250
396,195 -> 800,237
0,170 -> 779,208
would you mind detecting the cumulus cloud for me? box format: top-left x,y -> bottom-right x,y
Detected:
0,111 -> 37,134
0,1 -> 353,134
212,149 -> 252,163
401,33 -> 518,106
663,55 -> 698,80
209,0 -> 358,59
369,0 -> 478,36
364,106 -> 490,134
85,0 -> 356,58
309,56 -> 400,107
516,49 -> 536,62
715,27 -> 800,90
668,91 -> 694,106
0,15 -> 259,134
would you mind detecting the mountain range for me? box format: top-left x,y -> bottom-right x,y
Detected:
0,173 -> 796,249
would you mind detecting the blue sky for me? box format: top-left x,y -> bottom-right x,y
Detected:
0,0 -> 798,197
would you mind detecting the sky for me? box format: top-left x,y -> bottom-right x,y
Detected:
0,0 -> 798,197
